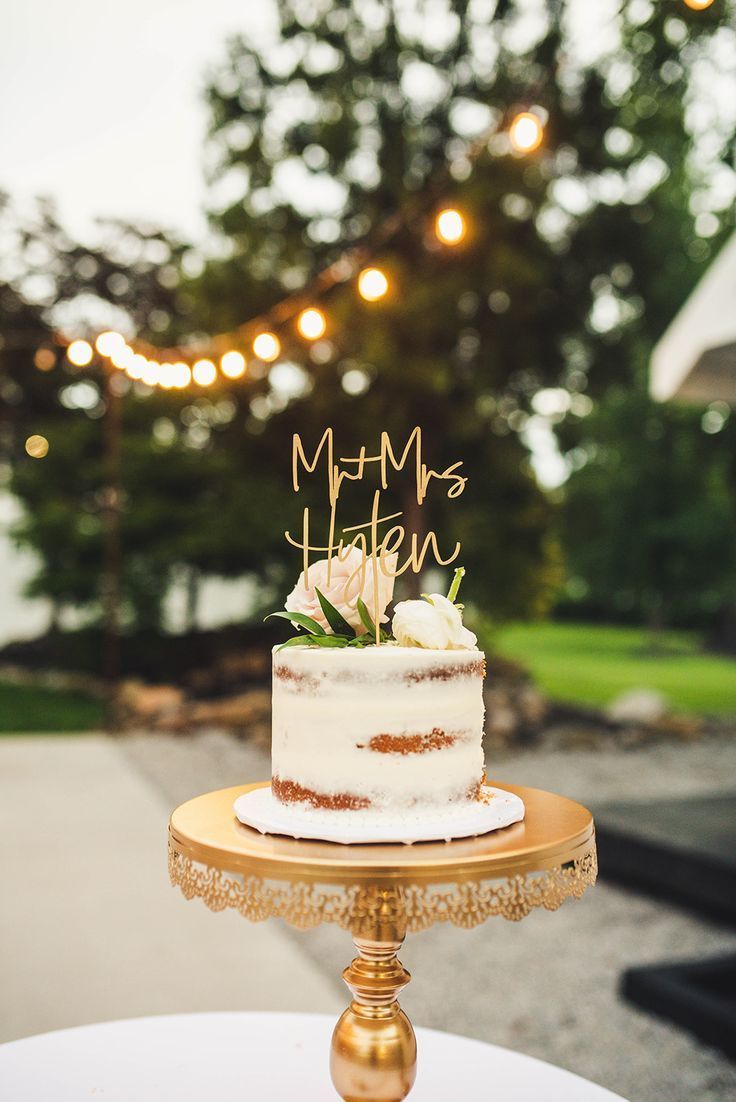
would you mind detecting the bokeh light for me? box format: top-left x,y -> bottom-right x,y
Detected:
95,331 -> 125,357
141,361 -> 161,387
126,354 -> 148,380
111,344 -> 135,370
358,267 -> 389,302
193,358 -> 217,386
33,347 -> 56,372
297,308 -> 327,340
158,363 -> 177,389
509,111 -> 544,153
172,362 -> 192,389
221,350 -> 246,379
435,208 -> 466,245
253,332 -> 281,362
67,339 -> 93,367
25,434 -> 49,459
683,0 -> 715,8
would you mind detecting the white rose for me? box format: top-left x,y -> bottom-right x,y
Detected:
285,546 -> 396,634
392,593 -> 477,650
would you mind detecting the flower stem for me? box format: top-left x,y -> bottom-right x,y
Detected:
447,566 -> 465,603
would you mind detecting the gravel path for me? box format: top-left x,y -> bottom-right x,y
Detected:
122,730 -> 736,1102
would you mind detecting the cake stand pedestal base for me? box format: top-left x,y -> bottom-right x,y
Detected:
332,935 -> 416,1102
168,781 -> 597,1102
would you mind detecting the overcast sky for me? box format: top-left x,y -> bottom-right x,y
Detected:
0,0 -> 274,240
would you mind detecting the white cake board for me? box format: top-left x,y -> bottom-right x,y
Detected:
233,785 -> 525,845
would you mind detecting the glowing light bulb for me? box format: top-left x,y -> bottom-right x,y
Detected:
158,363 -> 177,389
683,0 -> 714,8
141,361 -> 160,387
435,208 -> 466,245
296,308 -> 327,341
252,332 -> 281,362
193,358 -> 217,386
221,350 -> 246,379
126,354 -> 148,380
358,267 -> 389,302
67,339 -> 93,366
25,434 -> 49,459
172,362 -> 192,389
509,111 -> 544,153
95,331 -> 125,357
111,344 -> 134,370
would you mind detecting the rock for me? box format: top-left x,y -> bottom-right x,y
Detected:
606,689 -> 669,725
517,684 -> 549,726
155,689 -> 272,745
119,680 -> 185,719
484,680 -> 550,745
650,713 -> 705,742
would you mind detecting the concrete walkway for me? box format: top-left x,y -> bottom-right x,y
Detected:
0,736 -> 341,1043
122,729 -> 736,1102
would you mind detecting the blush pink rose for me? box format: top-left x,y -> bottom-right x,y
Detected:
285,546 -> 397,634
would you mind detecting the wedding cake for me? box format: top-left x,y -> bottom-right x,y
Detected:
233,544 -> 525,842
271,644 -> 486,814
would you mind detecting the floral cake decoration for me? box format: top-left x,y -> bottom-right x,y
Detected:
267,551 -> 476,651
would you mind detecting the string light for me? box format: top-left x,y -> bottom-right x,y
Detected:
297,308 -> 327,340
111,344 -> 134,370
25,434 -> 49,459
158,363 -> 177,389
51,105 -> 557,386
683,0 -> 714,8
141,361 -> 161,387
435,209 -> 466,245
95,331 -> 125,357
172,362 -> 192,389
509,111 -> 544,153
67,339 -> 93,366
221,350 -> 246,379
126,354 -> 148,380
253,332 -> 281,362
193,358 -> 217,386
358,267 -> 389,302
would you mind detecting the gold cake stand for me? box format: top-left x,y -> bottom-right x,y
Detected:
169,781 -> 596,1102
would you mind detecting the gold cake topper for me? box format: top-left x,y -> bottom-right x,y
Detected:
284,427 -> 467,642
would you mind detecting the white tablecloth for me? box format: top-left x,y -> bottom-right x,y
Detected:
0,1011 -> 628,1100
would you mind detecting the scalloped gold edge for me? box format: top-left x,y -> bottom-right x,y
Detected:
168,841 -> 597,934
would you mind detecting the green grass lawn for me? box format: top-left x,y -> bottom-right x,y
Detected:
0,681 -> 105,733
493,622 -> 736,716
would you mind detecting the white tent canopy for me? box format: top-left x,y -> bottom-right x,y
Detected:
650,232 -> 736,405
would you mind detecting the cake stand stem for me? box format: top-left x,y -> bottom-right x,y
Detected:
330,933 -> 417,1102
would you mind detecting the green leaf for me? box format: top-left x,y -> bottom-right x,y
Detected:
266,610 -> 326,635
315,588 -> 355,636
276,634 -> 315,650
356,597 -> 378,637
309,633 -> 351,647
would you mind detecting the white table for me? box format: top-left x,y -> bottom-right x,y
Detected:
0,1012 -> 628,1100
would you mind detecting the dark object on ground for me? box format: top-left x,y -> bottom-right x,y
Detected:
595,794 -> 736,924
622,954 -> 736,1061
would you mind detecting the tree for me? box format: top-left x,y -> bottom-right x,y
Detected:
553,1 -> 736,634
560,380 -> 736,631
4,0 -> 735,642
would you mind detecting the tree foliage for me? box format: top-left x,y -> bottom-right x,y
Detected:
2,0 -> 735,641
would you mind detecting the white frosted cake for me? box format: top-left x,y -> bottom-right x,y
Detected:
271,645 -> 486,813
234,552 -> 525,842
